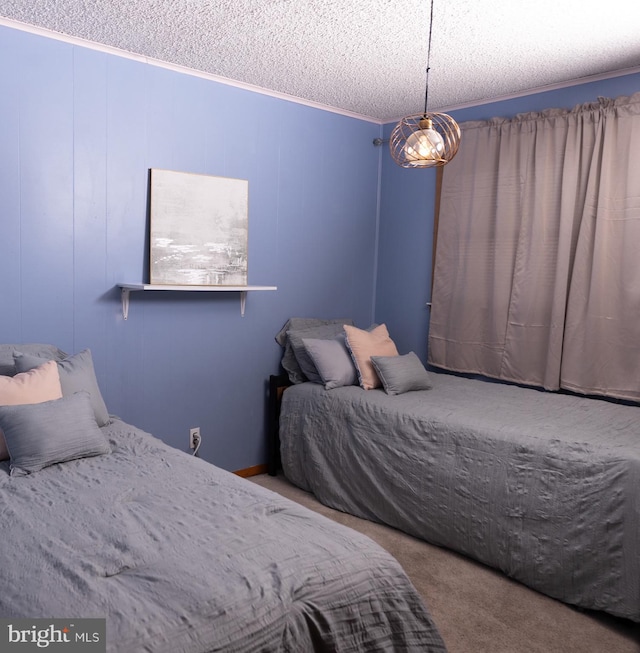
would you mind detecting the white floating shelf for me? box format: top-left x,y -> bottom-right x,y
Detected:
118,284 -> 277,319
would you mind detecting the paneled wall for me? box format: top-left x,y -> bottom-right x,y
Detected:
375,71 -> 640,360
0,25 -> 382,471
2,21 -> 637,471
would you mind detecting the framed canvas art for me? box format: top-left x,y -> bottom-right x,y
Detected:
149,169 -> 249,286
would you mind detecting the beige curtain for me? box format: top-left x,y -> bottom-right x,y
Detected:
428,92 -> 640,401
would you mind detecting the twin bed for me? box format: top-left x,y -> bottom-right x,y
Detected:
0,343 -> 446,652
273,319 -> 640,624
6,312 -> 638,653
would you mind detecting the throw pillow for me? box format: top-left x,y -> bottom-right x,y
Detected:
343,324 -> 399,390
302,335 -> 357,389
0,361 -> 63,461
276,318 -> 353,384
0,392 -> 111,476
14,349 -> 110,427
371,351 -> 433,395
0,343 -> 67,377
285,321 -> 353,383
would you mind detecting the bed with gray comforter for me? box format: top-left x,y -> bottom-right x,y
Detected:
279,372 -> 640,623
0,418 -> 446,652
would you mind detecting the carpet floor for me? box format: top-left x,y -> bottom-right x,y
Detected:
249,473 -> 640,653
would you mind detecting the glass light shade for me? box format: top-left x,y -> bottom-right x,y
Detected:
389,113 -> 461,169
404,119 -> 445,161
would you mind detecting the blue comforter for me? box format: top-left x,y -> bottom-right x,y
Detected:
0,418 -> 445,652
280,372 -> 640,622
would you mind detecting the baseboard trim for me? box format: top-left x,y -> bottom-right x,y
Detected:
234,464 -> 268,478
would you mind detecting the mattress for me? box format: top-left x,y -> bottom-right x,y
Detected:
279,372 -> 640,622
0,418 -> 446,652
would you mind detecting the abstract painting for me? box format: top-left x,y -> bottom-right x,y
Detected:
149,169 -> 248,286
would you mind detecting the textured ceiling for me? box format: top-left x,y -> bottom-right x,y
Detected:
1,0 -> 639,122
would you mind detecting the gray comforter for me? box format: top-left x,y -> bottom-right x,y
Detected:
0,418 -> 446,652
280,373 -> 640,622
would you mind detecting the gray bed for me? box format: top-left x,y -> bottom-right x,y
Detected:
0,344 -> 446,653
279,372 -> 640,623
0,418 -> 447,652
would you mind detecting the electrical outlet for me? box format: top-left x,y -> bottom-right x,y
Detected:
189,427 -> 201,450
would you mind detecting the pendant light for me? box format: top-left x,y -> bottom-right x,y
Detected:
389,0 -> 461,168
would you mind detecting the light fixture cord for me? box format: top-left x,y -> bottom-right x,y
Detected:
423,0 -> 434,116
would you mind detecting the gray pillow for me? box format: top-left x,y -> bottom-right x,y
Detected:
0,391 -> 111,476
370,351 -> 433,395
276,318 -> 353,383
0,344 -> 67,377
14,349 -> 110,427
302,335 -> 357,389
287,323 -> 355,384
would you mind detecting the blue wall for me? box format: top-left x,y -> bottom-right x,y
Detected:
375,71 -> 640,360
0,25 -> 382,471
2,21 -> 638,472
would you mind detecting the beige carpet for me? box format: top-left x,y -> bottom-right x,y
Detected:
249,473 -> 640,653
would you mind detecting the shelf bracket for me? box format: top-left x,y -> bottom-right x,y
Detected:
240,291 -> 247,317
121,288 -> 131,320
